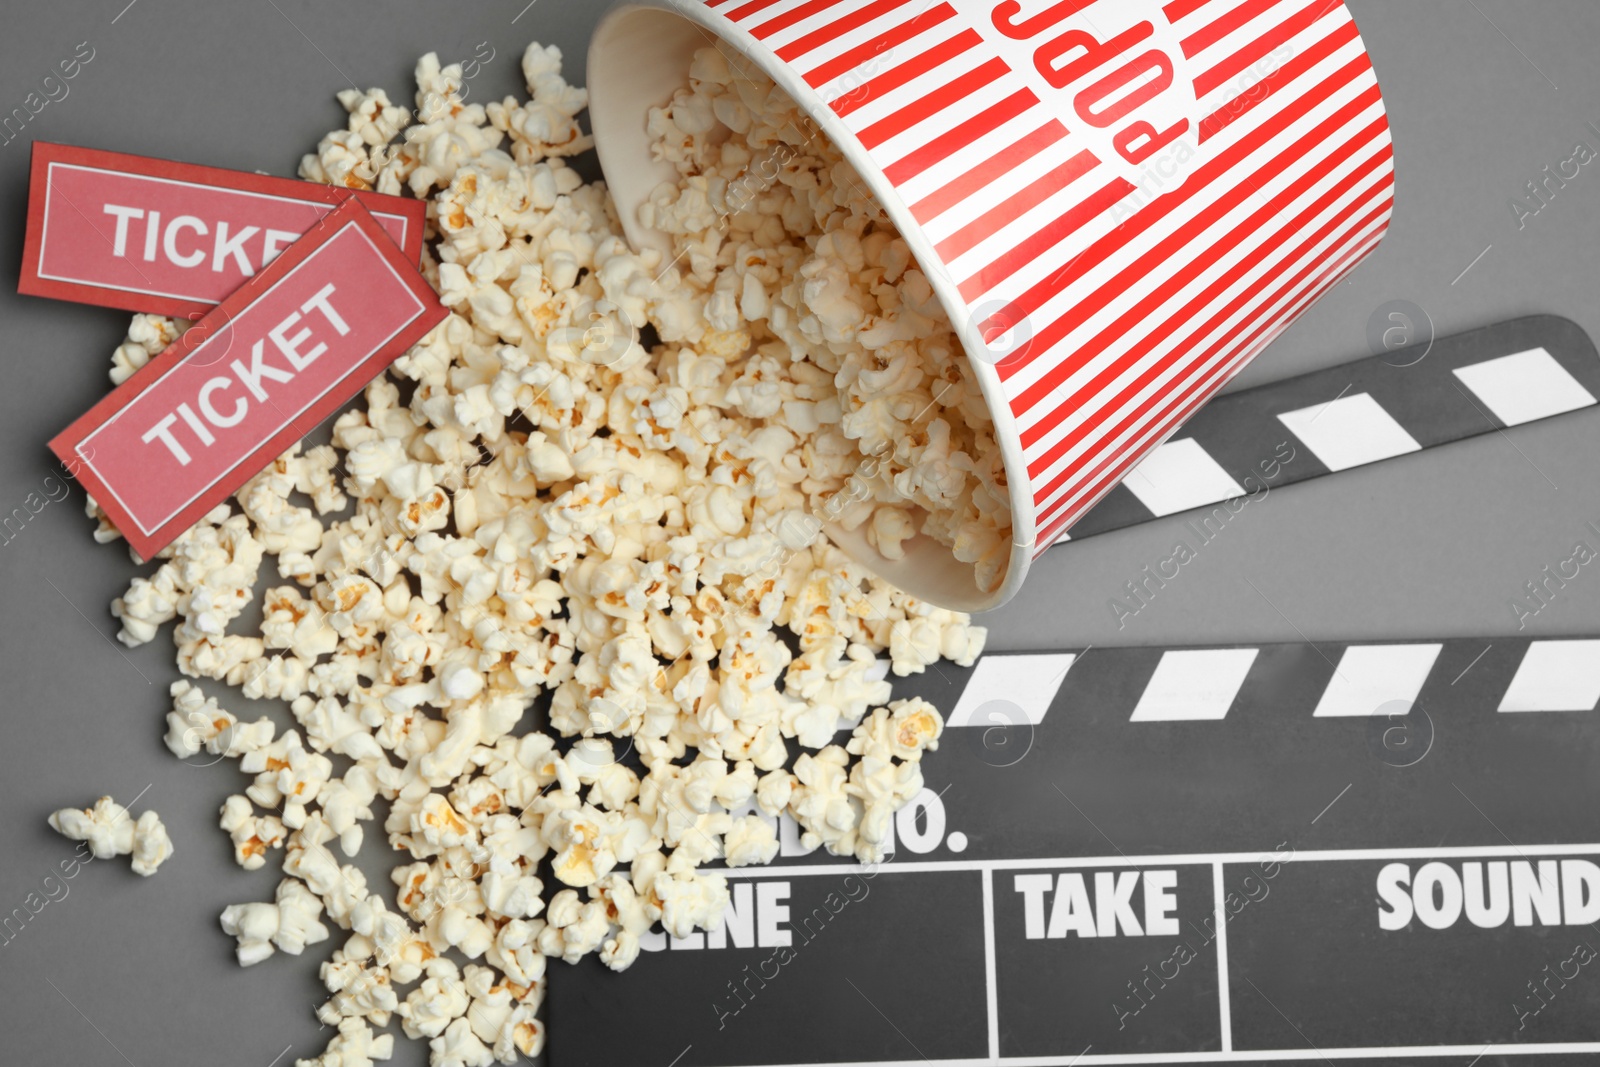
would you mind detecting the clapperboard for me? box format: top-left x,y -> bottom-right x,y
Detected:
549,316 -> 1600,1067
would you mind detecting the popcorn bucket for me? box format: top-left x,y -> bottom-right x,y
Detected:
589,0 -> 1394,611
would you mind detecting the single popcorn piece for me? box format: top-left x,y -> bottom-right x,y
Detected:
723,812 -> 779,868
848,698 -> 945,764
219,794 -> 288,871
95,38 -> 997,1067
47,796 -> 172,876
128,811 -> 175,876
220,877 -> 331,966
108,313 -> 186,384
398,956 -> 471,1039
296,1017 -> 395,1067
164,679 -> 275,761
318,937 -> 401,1027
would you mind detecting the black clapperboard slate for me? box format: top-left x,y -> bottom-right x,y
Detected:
547,316 -> 1600,1067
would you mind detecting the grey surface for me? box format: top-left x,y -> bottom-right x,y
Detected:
0,2 -> 1597,1065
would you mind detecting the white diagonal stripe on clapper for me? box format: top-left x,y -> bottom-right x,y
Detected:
1130,648 -> 1259,721
945,653 -> 1076,727
1499,640 -> 1600,712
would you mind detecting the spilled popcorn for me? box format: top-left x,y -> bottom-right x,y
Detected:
48,796 -> 172,877
91,42 -> 987,1067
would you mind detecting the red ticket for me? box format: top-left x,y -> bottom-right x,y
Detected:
50,198 -> 446,559
19,142 -> 425,318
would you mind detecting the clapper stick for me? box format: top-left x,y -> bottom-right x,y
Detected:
549,316 -> 1600,1067
1067,314 -> 1599,539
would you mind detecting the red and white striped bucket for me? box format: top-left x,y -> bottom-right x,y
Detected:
590,0 -> 1394,611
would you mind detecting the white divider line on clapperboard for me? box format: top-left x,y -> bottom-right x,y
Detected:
982,869 -> 1001,1062
737,1042 -> 1600,1065
1210,863 -> 1232,1055
714,841 -> 1600,880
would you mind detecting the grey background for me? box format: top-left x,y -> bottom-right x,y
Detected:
0,1 -> 1596,1064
